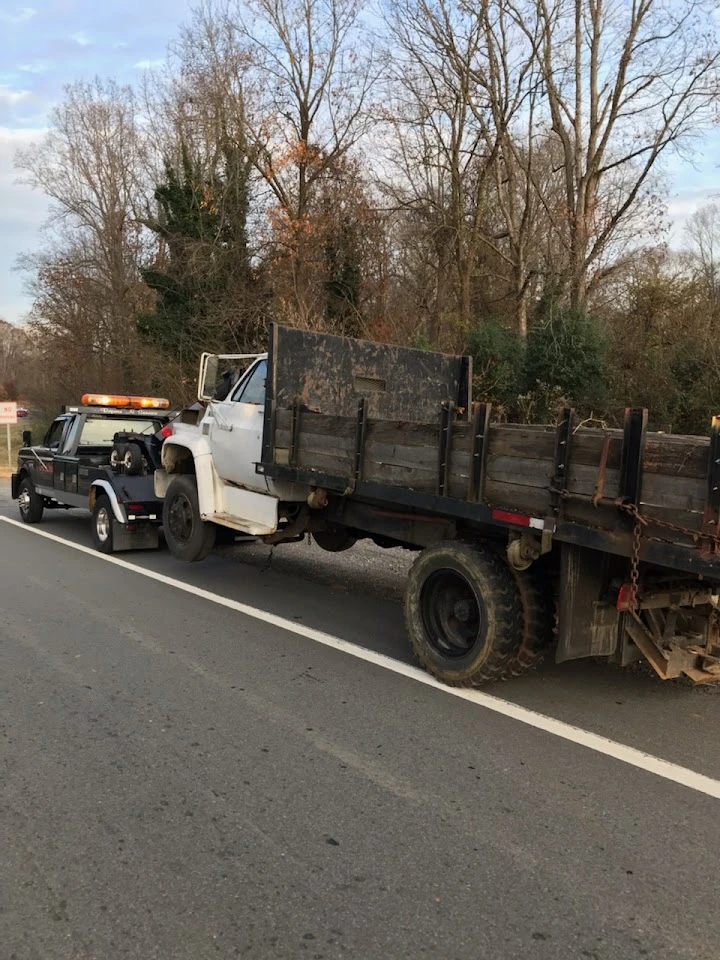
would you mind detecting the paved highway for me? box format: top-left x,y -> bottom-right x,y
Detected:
2,489 -> 719,959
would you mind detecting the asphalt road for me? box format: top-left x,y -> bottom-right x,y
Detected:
2,487 -> 719,960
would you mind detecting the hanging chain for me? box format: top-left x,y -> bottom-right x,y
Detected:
629,514 -> 643,609
616,499 -> 720,616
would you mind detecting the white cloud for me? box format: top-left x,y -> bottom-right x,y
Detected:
0,6 -> 37,25
18,62 -> 48,74
134,58 -> 165,70
0,127 -> 49,322
0,127 -> 49,227
71,32 -> 92,46
0,85 -> 31,106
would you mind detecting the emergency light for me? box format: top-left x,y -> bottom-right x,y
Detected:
81,394 -> 170,410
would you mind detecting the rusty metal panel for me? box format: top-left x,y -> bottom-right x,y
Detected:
272,325 -> 471,422
556,543 -> 620,661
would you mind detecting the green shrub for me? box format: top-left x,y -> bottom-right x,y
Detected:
466,320 -> 524,410
522,302 -> 607,420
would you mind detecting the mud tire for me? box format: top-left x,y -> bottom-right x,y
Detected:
405,541 -> 523,687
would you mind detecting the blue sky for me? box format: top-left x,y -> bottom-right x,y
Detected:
0,0 -> 719,325
0,0 -> 195,324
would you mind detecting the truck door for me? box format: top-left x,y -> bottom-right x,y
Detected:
50,418 -> 73,492
34,417 -> 69,491
207,359 -> 270,492
55,416 -> 82,495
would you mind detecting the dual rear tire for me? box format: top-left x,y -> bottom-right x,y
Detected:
405,541 -> 551,686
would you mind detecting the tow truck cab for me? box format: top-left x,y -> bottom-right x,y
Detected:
12,393 -> 174,552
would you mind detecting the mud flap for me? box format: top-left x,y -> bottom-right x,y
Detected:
556,543 -> 620,662
111,520 -> 160,552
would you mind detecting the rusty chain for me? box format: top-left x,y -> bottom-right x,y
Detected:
616,501 -> 720,629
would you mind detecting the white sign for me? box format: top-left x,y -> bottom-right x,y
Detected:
0,402 -> 17,425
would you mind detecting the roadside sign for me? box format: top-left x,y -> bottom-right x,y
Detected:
0,402 -> 17,470
0,402 -> 17,424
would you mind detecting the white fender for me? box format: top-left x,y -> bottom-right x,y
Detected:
162,436 -> 217,517
90,480 -> 127,524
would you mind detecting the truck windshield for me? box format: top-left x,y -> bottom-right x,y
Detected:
78,417 -> 163,446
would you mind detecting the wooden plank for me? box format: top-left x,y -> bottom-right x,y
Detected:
644,436 -> 708,478
276,428 -> 356,458
362,459 -> 437,492
485,456 -> 554,490
483,478 -> 553,514
641,474 -> 707,513
296,450 -> 353,476
566,462 -> 621,500
486,425 -> 556,461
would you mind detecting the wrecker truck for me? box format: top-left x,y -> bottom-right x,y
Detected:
150,324 -> 720,688
12,393 -> 173,552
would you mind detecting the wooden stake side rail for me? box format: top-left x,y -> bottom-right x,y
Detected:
261,404 -> 720,582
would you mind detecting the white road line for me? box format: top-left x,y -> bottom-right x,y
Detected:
2,514 -> 720,801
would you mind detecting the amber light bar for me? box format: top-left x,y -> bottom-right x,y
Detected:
81,393 -> 170,410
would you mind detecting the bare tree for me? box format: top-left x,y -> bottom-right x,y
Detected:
138,6 -> 267,366
218,0 -> 375,322
512,0 -> 720,311
379,0 -> 492,345
0,318 -> 33,398
16,79 -> 153,385
684,202 -> 720,313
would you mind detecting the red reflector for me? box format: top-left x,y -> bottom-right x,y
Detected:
491,509 -> 531,527
616,583 -> 634,611
160,426 -> 173,438
128,503 -> 143,511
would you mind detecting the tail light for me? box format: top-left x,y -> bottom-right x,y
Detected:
616,583 -> 635,611
160,426 -> 173,439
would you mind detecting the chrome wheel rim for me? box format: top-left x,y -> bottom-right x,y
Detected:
18,489 -> 31,514
96,507 -> 111,542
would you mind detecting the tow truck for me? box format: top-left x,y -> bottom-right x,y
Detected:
12,393 -> 174,552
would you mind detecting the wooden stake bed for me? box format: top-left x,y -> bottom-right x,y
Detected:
260,325 -> 720,584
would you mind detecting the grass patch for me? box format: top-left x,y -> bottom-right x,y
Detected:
0,419 -> 47,476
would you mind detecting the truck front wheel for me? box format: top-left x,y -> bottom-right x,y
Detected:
405,541 -> 523,686
18,477 -> 44,524
92,495 -> 114,553
163,475 -> 216,562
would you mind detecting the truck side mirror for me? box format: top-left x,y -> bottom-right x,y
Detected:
199,354 -> 220,402
22,430 -> 32,448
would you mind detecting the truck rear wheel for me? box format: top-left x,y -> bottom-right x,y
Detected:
92,495 -> 114,553
163,475 -> 216,562
501,565 -> 554,679
405,541 -> 523,686
18,477 -> 44,524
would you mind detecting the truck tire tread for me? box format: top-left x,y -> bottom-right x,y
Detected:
18,476 -> 44,524
91,495 -> 114,553
163,474 -> 216,562
405,541 -> 523,687
500,565 -> 554,679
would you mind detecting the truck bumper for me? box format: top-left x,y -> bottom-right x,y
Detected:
10,473 -> 19,499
